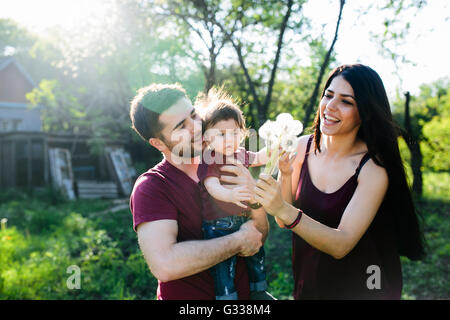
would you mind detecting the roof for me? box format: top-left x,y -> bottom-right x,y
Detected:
0,131 -> 127,145
0,101 -> 43,109
0,56 -> 37,88
0,56 -> 12,69
0,101 -> 28,108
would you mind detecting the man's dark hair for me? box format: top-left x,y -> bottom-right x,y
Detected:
130,83 -> 187,141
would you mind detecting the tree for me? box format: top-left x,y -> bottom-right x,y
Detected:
392,79 -> 450,196
0,19 -> 35,56
222,36 -> 336,132
401,91 -> 423,196
153,0 -> 238,93
215,0 -> 303,128
365,0 -> 429,196
302,0 -> 345,126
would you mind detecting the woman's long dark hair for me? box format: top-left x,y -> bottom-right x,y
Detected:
311,64 -> 425,260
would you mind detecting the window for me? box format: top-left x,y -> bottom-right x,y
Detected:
0,119 -> 22,132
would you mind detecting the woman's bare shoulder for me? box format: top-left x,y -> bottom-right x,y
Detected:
358,157 -> 389,187
296,134 -> 313,157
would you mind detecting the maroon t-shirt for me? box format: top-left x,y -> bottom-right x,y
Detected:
130,158 -> 250,300
199,148 -> 256,220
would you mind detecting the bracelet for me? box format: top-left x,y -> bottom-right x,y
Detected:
285,209 -> 303,230
249,202 -> 263,209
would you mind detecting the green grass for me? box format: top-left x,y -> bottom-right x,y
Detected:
400,195 -> 449,299
0,171 -> 448,299
0,190 -> 156,300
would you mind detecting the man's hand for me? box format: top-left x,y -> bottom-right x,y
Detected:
235,220 -> 263,257
219,163 -> 257,200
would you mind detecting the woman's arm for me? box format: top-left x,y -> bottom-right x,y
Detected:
254,159 -> 389,259
275,136 -> 310,227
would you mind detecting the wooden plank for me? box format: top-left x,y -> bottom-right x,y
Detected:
27,138 -> 32,188
78,190 -> 117,192
43,137 -> 49,185
78,194 -> 117,199
79,193 -> 118,197
78,191 -> 118,195
77,186 -> 117,190
1,141 -> 11,187
48,148 -> 76,200
76,179 -> 119,199
78,185 -> 118,189
11,140 -> 16,187
77,185 -> 118,190
105,147 -> 136,196
78,192 -> 118,198
78,186 -> 118,190
78,190 -> 118,194
0,141 -> 2,188
77,181 -> 117,187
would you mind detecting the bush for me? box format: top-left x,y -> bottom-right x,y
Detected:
400,197 -> 450,299
0,197 -> 156,300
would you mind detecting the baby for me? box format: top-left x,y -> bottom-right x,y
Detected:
196,88 -> 273,300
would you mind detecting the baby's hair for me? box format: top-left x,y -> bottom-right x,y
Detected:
195,87 -> 249,138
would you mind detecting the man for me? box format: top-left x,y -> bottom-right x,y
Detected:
129,84 -> 268,300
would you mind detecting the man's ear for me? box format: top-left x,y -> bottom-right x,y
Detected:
149,137 -> 166,152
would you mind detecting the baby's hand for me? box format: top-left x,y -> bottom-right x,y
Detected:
229,185 -> 252,208
278,151 -> 297,175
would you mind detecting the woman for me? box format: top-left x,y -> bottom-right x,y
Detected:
254,64 -> 425,299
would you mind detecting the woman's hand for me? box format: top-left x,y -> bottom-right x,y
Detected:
253,173 -> 286,217
278,151 -> 297,175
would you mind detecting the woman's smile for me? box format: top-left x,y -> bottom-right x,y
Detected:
323,113 -> 341,126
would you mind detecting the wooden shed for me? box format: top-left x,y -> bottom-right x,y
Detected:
0,131 -> 136,198
0,56 -> 136,199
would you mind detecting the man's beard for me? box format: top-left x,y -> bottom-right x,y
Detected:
165,137 -> 203,159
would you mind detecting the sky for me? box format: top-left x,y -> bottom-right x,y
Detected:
0,0 -> 449,97
302,0 -> 450,96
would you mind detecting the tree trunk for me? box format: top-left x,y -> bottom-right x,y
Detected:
232,42 -> 263,120
203,51 -> 217,93
259,0 -> 294,127
302,0 -> 345,127
403,91 -> 423,196
226,0 -> 293,128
